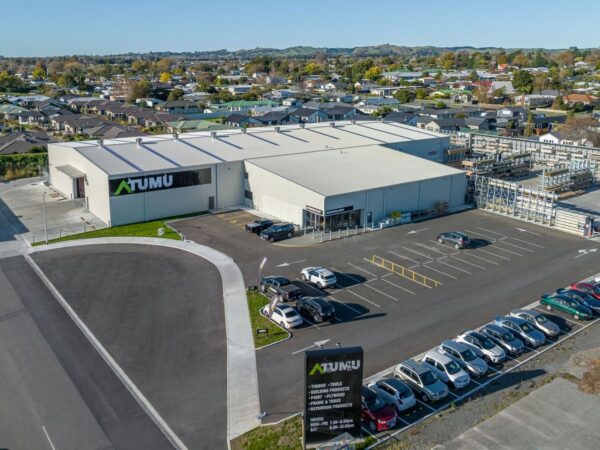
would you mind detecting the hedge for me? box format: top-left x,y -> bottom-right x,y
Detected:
0,152 -> 48,180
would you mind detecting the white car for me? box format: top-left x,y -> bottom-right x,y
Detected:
421,350 -> 471,390
262,305 -> 303,329
456,330 -> 506,364
301,267 -> 337,289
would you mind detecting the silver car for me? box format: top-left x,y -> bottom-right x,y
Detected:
481,323 -> 524,356
456,330 -> 506,364
438,340 -> 488,376
493,316 -> 546,348
368,378 -> 416,412
510,309 -> 560,338
421,350 -> 470,389
394,359 -> 449,403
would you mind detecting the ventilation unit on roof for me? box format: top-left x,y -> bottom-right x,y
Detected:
96,139 -> 104,147
211,131 -> 217,140
241,127 -> 247,134
351,119 -> 356,124
274,126 -> 280,133
330,122 -> 336,128
135,137 -> 142,149
300,123 -> 305,129
172,130 -> 179,140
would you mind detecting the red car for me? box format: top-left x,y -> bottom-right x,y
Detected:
570,282 -> 600,300
361,386 -> 397,432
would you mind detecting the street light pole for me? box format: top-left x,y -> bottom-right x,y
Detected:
42,191 -> 48,244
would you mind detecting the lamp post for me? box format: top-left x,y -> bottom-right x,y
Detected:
42,191 -> 48,244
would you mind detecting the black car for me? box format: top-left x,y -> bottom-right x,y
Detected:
296,297 -> 336,322
259,276 -> 302,301
245,219 -> 274,234
437,232 -> 470,249
260,223 -> 295,242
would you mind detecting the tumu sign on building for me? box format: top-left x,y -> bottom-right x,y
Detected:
108,168 -> 212,196
304,346 -> 363,446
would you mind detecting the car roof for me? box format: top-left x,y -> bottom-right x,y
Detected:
379,378 -> 411,391
424,349 -> 453,364
362,386 -> 377,398
278,305 -> 297,313
400,358 -> 430,374
483,323 -> 509,334
441,339 -> 469,351
512,309 -> 539,317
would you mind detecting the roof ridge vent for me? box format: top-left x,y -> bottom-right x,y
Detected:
135,137 -> 142,149
211,131 -> 217,140
330,122 -> 336,128
96,138 -> 104,147
172,130 -> 179,140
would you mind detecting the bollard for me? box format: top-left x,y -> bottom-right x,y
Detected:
346,226 -> 349,237
320,232 -> 323,243
329,230 -> 332,241
312,228 -> 315,239
338,229 -> 341,239
355,225 -> 358,235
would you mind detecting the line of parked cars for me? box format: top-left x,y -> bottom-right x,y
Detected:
360,278 -> 600,433
259,267 -> 338,327
245,218 -> 296,242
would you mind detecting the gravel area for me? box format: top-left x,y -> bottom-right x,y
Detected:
375,321 -> 600,450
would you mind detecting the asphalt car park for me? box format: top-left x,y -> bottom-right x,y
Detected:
171,208 -> 600,428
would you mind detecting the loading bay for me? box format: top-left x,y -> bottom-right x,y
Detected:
173,208 -> 600,432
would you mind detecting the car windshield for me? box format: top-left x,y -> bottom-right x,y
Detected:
283,309 -> 299,318
365,394 -> 386,411
397,384 -> 412,399
479,336 -> 495,349
445,360 -> 461,374
520,322 -> 534,333
501,332 -> 513,341
535,315 -> 547,324
277,278 -> 290,286
420,370 -> 437,386
324,274 -> 336,281
461,348 -> 477,362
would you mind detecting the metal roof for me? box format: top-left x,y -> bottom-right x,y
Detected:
49,121 -> 447,177
245,145 -> 464,197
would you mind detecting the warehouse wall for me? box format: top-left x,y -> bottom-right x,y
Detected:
385,135 -> 449,162
216,161 -> 243,209
244,162 -> 324,226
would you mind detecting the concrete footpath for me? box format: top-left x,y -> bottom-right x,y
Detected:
439,377 -> 600,450
26,237 -> 260,446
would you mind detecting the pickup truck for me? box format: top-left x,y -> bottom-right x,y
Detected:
259,276 -> 302,301
245,219 -> 274,234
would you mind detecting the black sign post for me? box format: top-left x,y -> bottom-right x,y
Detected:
304,346 -> 363,447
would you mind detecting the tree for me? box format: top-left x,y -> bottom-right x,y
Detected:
127,80 -> 151,102
524,113 -> 534,137
434,101 -> 447,109
167,88 -> 184,101
468,70 -> 479,82
160,72 -> 172,83
157,57 -> 173,73
304,61 -> 321,75
552,95 -> 566,110
415,88 -> 428,100
560,116 -> 600,146
512,53 -> 530,68
393,89 -> 415,103
512,70 -> 534,94
32,65 -> 46,80
364,66 -> 382,80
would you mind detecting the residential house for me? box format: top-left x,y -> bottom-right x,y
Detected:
0,103 -> 26,121
383,111 -> 418,126
416,117 -> 464,133
155,100 -> 200,114
135,98 -> 163,108
490,81 -> 515,94
224,113 -> 262,128
290,108 -> 328,123
514,94 -> 555,108
217,100 -> 278,113
0,130 -> 57,154
258,111 -> 299,126
539,131 -> 593,147
227,85 -> 252,95
563,94 -> 599,108
18,110 -> 46,126
165,119 -> 232,134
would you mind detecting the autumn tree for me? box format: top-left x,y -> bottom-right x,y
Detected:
167,88 -> 184,101
127,80 -> 151,102
160,72 -> 172,83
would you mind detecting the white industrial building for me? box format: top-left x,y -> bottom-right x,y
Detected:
47,121 -> 467,228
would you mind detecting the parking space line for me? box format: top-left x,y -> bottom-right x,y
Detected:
450,255 -> 486,270
474,247 -> 511,261
302,317 -> 321,330
487,366 -> 500,373
347,290 -> 381,308
402,247 -> 434,262
422,263 -> 458,280
396,416 -> 409,426
295,279 -> 324,296
469,378 -> 481,386
415,399 -> 436,412
380,276 -> 417,295
388,251 -> 421,268
498,238 -> 535,253
436,257 -> 472,274
328,296 -> 363,315
364,284 -> 401,302
476,227 -> 507,238
508,236 -> 545,249
464,229 -> 497,242
488,244 -> 523,257
461,251 -> 499,266
330,267 -> 373,284
417,242 -> 450,256
428,240 -> 460,255
523,345 -> 540,354
347,262 -> 379,280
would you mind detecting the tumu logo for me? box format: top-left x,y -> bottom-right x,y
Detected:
309,360 -> 361,375
114,174 -> 173,195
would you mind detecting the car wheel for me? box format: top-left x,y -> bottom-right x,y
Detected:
574,313 -> 581,321
545,304 -> 552,311
269,236 -> 275,242
421,393 -> 430,403
454,243 -> 460,250
287,232 -> 292,238
369,420 -> 377,432
301,274 -> 307,281
317,282 -> 323,289
438,237 -> 444,244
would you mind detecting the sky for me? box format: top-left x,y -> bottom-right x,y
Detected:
1,0 -> 599,57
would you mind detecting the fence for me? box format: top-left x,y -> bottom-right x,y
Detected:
369,255 -> 442,288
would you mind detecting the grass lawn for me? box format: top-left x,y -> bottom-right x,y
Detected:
247,290 -> 289,348
34,211 -> 205,246
231,415 -> 302,450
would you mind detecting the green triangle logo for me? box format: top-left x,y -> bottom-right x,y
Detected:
309,363 -> 324,376
114,180 -> 132,195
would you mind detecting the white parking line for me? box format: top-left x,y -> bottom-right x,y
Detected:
347,290 -> 381,308
464,229 -> 497,242
460,251 -> 499,266
488,244 -> 523,257
331,267 -> 375,284
508,236 -> 545,249
365,284 -> 401,302
389,251 -> 421,268
450,255 -> 487,270
416,242 -> 449,256
469,378 -> 481,386
42,425 -> 56,450
436,257 -> 472,274
396,415 -> 410,426
428,240 -> 459,254
487,366 -> 500,373
499,238 -> 535,253
348,262 -> 379,280
295,279 -> 324,295
422,262 -> 459,280
328,296 -> 363,315
415,399 -> 436,411
474,247 -> 511,261
477,227 -> 507,238
302,317 -> 321,330
380,276 -> 417,295
523,345 -> 540,354
402,247 -> 434,262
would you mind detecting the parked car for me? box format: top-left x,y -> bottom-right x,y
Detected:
245,219 -> 274,234
261,305 -> 303,329
300,267 -> 337,289
367,378 -> 416,413
361,386 -> 397,432
259,223 -> 295,242
421,350 -> 470,389
394,359 -> 449,403
456,330 -> 506,364
437,231 -> 470,249
493,316 -> 546,348
480,323 -> 524,356
556,289 -> 600,314
259,276 -> 302,301
540,294 -> 594,321
437,340 -> 488,376
509,309 -> 560,338
570,282 -> 600,300
296,297 -> 335,323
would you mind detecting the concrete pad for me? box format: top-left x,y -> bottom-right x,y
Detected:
440,378 -> 600,450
